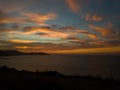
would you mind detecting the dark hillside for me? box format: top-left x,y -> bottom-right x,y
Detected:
0,66 -> 120,90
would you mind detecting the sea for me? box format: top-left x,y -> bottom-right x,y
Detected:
0,54 -> 120,80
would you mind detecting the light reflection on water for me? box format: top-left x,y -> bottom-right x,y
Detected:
0,55 -> 120,79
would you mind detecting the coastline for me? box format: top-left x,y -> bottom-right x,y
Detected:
0,66 -> 120,90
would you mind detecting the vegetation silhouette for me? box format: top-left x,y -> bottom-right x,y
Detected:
0,66 -> 120,90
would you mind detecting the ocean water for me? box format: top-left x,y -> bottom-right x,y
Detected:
0,55 -> 120,80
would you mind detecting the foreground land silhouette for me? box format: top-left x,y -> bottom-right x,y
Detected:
0,66 -> 120,90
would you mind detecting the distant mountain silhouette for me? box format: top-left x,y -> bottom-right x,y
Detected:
0,50 -> 48,56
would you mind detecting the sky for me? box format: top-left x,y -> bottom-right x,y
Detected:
0,0 -> 120,54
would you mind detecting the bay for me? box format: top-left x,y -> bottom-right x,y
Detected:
0,55 -> 120,80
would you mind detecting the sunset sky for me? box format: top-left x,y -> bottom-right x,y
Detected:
0,0 -> 120,54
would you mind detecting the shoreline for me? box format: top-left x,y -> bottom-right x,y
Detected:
0,66 -> 120,90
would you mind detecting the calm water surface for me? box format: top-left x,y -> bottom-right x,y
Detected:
0,55 -> 120,79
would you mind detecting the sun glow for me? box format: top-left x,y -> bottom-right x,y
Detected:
52,46 -> 120,54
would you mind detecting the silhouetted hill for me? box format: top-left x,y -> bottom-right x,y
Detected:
0,50 -> 48,56
0,66 -> 120,90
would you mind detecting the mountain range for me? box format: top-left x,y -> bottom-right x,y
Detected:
0,50 -> 48,56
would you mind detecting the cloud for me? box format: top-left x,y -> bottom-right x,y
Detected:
90,41 -> 110,47
0,9 -> 119,53
0,0 -> 34,12
0,10 -> 57,26
0,11 -> 9,23
89,24 -> 120,46
89,40 -> 120,48
59,26 -> 98,39
65,37 -> 81,41
23,26 -> 99,40
65,37 -> 87,45
0,0 -> 119,54
66,0 -> 80,12
22,12 -> 57,26
60,26 -> 76,31
81,32 -> 98,39
23,27 -> 69,38
0,16 -> 29,24
0,10 -> 30,24
85,14 -> 103,21
89,24 -> 115,36
66,0 -> 103,13
12,42 -> 81,53
9,39 -> 38,43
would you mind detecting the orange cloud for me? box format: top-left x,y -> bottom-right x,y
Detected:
0,18 -> 10,23
89,24 -> 120,40
75,30 -> 98,39
24,27 -> 69,38
85,14 -> 103,21
89,24 -> 111,36
24,26 -> 98,39
83,33 -> 97,39
22,12 -> 57,26
9,39 -> 38,43
65,37 -> 86,44
15,46 -> 44,52
14,46 -> 43,53
0,16 -> 29,24
15,46 -> 28,49
59,26 -> 97,39
66,0 -> 80,12
0,11 -> 57,26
